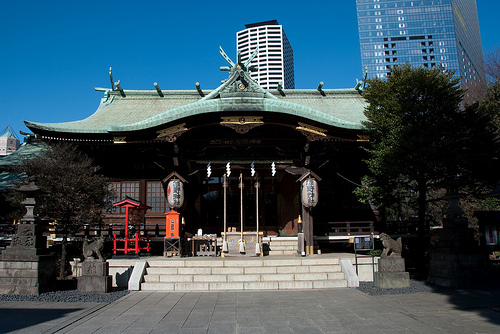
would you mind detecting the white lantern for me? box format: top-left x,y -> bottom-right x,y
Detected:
301,178 -> 319,208
167,179 -> 184,208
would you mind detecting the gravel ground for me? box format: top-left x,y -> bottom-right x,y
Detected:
357,279 -> 446,295
0,288 -> 129,303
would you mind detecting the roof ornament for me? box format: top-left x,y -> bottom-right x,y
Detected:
317,81 -> 324,91
355,67 -> 368,92
277,82 -> 285,96
195,82 -> 204,97
154,82 -> 164,97
114,80 -> 126,97
219,46 -> 259,73
317,81 -> 326,96
109,67 -> 115,91
363,67 -> 368,89
220,46 -> 234,70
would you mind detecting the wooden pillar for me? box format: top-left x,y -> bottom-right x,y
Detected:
309,210 -> 314,255
139,179 -> 147,231
302,206 -> 314,254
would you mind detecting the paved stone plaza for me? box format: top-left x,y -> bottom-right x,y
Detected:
1,287 -> 500,333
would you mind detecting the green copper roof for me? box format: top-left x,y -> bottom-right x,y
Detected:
0,139 -> 49,167
0,138 -> 48,191
25,67 -> 368,135
0,171 -> 26,191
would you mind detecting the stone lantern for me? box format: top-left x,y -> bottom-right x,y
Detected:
6,176 -> 47,255
16,175 -> 44,223
0,176 -> 56,294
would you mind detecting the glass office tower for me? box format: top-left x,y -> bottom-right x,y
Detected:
356,0 -> 485,84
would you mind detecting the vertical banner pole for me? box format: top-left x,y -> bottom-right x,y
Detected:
222,174 -> 228,253
125,206 -> 129,254
239,173 -> 245,253
255,176 -> 261,255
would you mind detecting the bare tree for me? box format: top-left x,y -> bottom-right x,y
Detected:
16,142 -> 110,279
485,47 -> 500,83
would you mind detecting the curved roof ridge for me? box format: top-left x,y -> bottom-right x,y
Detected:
106,95 -> 364,133
24,67 -> 367,135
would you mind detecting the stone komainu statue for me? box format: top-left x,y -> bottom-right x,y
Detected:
82,237 -> 105,261
379,233 -> 402,258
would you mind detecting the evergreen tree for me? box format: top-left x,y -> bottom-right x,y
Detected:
359,64 -> 498,272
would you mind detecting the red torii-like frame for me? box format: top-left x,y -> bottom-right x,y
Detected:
112,197 -> 151,255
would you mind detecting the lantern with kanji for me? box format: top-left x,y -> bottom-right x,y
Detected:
300,177 -> 319,208
167,179 -> 184,209
163,172 -> 188,210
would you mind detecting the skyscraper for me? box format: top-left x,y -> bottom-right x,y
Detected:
236,20 -> 295,89
356,0 -> 485,85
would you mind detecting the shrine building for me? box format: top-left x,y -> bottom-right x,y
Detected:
24,48 -> 375,245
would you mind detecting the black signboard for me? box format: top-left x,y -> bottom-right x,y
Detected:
354,236 -> 374,251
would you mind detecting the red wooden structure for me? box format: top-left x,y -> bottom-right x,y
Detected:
112,197 -> 151,255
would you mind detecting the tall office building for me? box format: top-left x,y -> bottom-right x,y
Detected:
356,0 -> 485,85
0,130 -> 20,157
236,20 -> 295,89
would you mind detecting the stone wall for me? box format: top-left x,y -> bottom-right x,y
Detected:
0,254 -> 56,295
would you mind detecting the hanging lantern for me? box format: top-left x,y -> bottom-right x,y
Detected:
167,179 -> 184,208
301,178 -> 319,208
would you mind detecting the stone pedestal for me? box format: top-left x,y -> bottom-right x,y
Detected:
0,224 -> 56,295
428,217 -> 487,288
428,188 -> 488,288
0,253 -> 56,295
374,258 -> 410,288
77,261 -> 112,293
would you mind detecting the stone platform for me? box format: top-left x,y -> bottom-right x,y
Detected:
105,253 -> 379,291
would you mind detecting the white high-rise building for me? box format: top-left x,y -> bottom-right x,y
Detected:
0,128 -> 20,157
236,20 -> 295,89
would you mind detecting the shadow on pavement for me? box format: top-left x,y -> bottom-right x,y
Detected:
359,278 -> 500,329
0,307 -> 84,334
445,288 -> 500,326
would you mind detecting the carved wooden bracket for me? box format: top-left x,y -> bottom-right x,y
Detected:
156,123 -> 189,142
220,116 -> 264,134
296,122 -> 327,142
113,136 -> 127,144
357,134 -> 370,142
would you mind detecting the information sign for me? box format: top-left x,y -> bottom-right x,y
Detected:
354,236 -> 374,251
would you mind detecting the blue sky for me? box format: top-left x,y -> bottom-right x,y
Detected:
1,0 -> 499,137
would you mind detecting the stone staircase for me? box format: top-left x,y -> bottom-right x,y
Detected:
140,256 -> 347,291
263,237 -> 298,256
